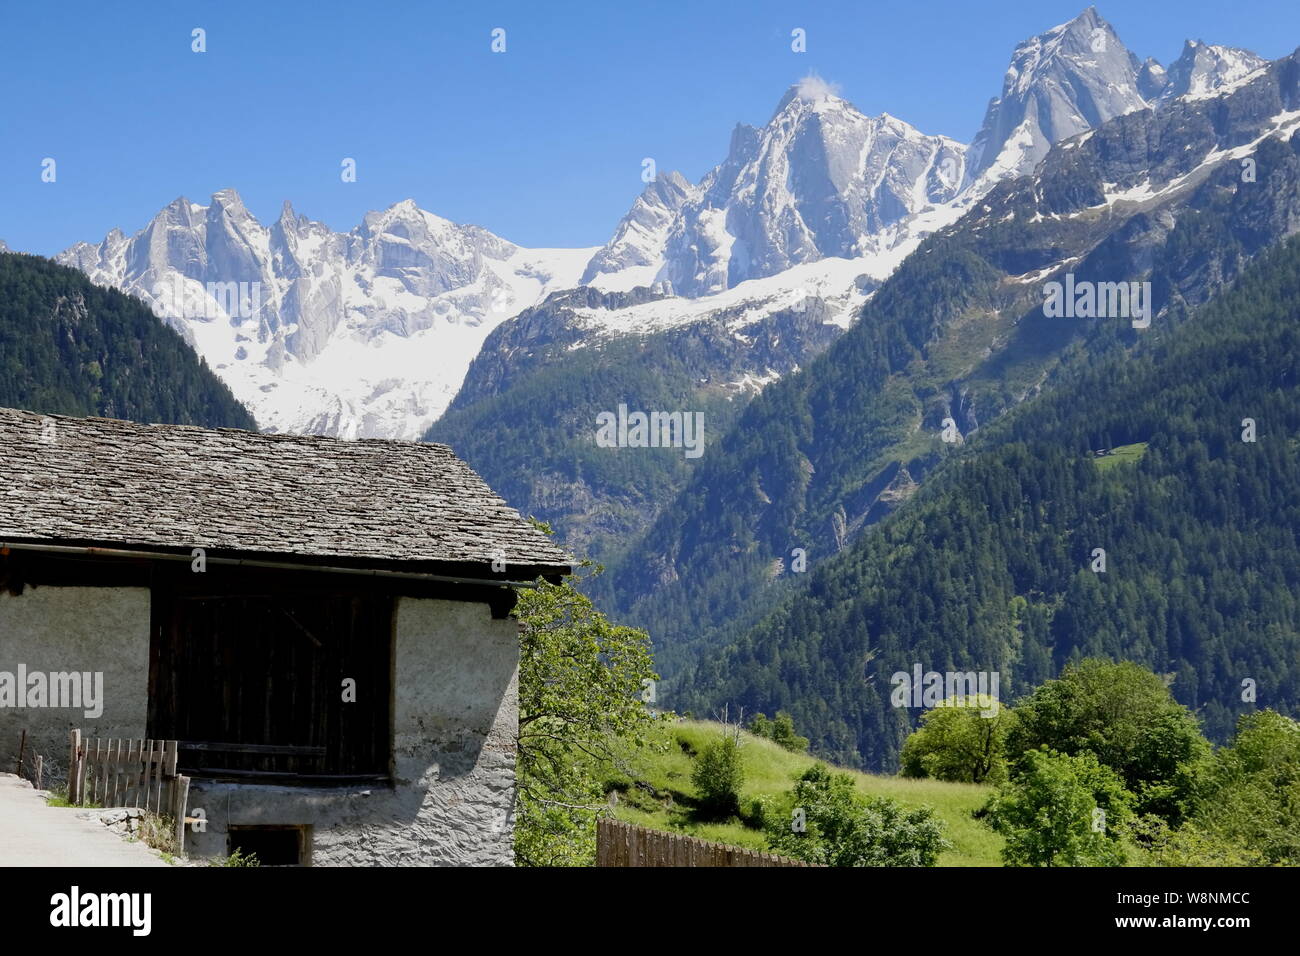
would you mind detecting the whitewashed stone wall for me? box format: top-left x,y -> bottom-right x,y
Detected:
0,588 -> 518,866
0,586 -> 151,787
185,597 -> 519,866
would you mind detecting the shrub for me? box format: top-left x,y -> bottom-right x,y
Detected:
209,848 -> 260,867
748,711 -> 811,753
691,736 -> 745,817
764,764 -> 950,866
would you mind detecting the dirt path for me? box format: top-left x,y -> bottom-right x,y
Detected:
0,774 -> 169,866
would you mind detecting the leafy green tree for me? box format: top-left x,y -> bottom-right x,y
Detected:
900,696 -> 1016,784
691,735 -> 746,817
514,546 -> 661,866
1006,660 -> 1208,821
1184,710 -> 1300,865
984,748 -> 1134,866
764,764 -> 949,866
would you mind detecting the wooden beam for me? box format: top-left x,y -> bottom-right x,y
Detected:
179,741 -> 327,756
180,767 -> 388,784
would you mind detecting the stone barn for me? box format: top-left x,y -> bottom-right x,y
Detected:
0,407 -> 569,865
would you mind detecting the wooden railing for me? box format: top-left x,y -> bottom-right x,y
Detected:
68,730 -> 191,851
596,817 -> 821,867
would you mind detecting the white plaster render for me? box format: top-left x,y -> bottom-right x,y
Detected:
0,588 -> 519,867
185,597 -> 520,866
0,587 -> 150,788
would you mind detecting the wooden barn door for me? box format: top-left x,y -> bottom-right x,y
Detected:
149,584 -> 393,780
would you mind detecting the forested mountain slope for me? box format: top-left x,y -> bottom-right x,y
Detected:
0,252 -> 257,429
679,232 -> 1300,770
425,285 -> 847,557
594,48 -> 1300,677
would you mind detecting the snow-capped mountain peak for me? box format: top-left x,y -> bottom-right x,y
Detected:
588,80 -> 967,298
57,192 -> 593,439
1158,39 -> 1268,101
1137,57 -> 1168,100
580,171 -> 698,291
963,10 -> 1270,188
965,7 -> 1149,186
48,8 -> 1272,448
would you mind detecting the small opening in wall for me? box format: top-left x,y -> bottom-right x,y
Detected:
228,825 -> 309,866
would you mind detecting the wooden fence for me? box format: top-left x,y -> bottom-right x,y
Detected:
13,729 -> 45,790
68,730 -> 191,851
596,817 -> 821,867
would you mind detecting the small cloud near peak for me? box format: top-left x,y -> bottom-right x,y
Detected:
796,73 -> 841,101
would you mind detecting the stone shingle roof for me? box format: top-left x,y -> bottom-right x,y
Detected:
0,407 -> 570,576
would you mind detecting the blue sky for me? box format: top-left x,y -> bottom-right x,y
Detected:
4,0 -> 1299,255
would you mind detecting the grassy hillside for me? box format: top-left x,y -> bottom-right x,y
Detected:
598,719 -> 1001,867
1093,441 -> 1148,472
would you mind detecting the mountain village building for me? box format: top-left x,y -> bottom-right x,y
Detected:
0,407 -> 569,865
